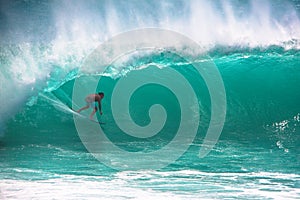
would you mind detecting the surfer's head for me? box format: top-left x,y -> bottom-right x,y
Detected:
98,92 -> 104,98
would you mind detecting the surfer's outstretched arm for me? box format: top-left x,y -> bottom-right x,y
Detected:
98,100 -> 102,115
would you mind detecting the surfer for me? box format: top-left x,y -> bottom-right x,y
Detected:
77,92 -> 104,120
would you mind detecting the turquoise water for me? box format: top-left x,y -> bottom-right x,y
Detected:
1,0 -> 300,199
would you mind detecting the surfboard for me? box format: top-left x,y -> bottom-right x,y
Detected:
70,108 -> 106,125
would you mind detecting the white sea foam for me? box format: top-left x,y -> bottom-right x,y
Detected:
0,171 -> 299,199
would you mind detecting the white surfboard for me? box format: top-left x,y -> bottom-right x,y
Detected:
69,108 -> 106,125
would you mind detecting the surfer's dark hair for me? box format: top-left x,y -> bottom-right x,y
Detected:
98,92 -> 104,96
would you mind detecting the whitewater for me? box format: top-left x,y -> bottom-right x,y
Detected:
0,0 -> 300,199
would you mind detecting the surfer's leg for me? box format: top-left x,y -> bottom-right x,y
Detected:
89,107 -> 97,120
77,105 -> 89,113
77,102 -> 90,113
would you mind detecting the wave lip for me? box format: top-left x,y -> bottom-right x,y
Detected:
1,0 -> 300,47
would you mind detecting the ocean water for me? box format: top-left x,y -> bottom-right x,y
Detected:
1,0 -> 300,199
